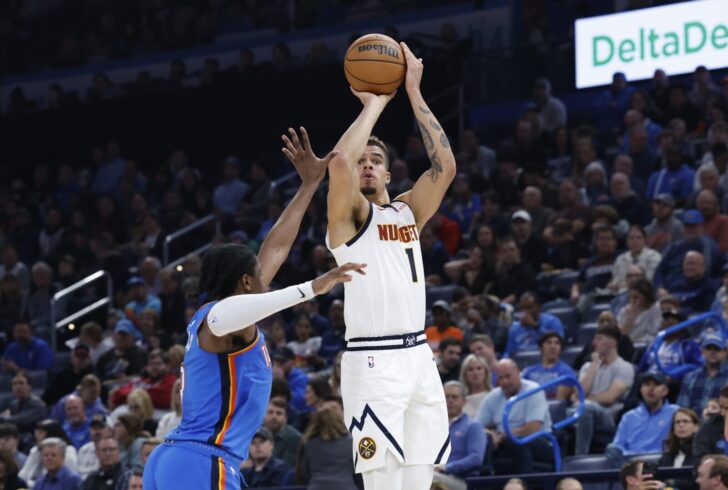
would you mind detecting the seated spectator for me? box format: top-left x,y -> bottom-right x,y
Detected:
616,278 -> 662,344
654,210 -> 723,291
272,347 -> 308,414
155,379 -> 181,440
96,319 -> 148,382
426,301 -> 464,352
698,190 -> 728,252
295,409 -> 357,490
51,374 -> 108,425
457,129 -> 497,179
114,414 -> 146,471
241,427 -> 288,488
0,245 -> 30,295
659,408 -> 700,469
667,251 -> 720,315
0,424 -> 26,469
419,226 -> 451,286
522,332 -> 576,400
304,376 -> 331,415
0,371 -> 47,434
76,321 -> 114,365
521,186 -> 553,236
609,173 -> 650,227
0,276 -> 24,341
328,352 -> 342,397
582,161 -> 610,206
34,437 -> 82,490
127,470 -> 143,490
441,173 -> 482,233
263,399 -> 301,468
609,226 -> 661,290
213,156 -> 249,217
44,343 -> 93,406
570,225 -> 620,309
543,219 -> 590,271
118,389 -> 157,436
573,324 -> 635,455
488,238 -> 537,304
0,448 -> 26,490
467,335 -> 499,382
504,292 -> 564,357
2,320 -> 54,373
77,415 -> 112,480
574,311 -> 635,370
62,395 -> 91,450
645,194 -> 684,253
714,266 -> 728,315
286,315 -> 322,371
556,478 -> 583,490
605,372 -> 679,467
438,338 -> 463,383
620,109 -> 662,154
19,420 -> 78,487
620,458 -> 669,490
318,300 -> 346,364
476,359 -> 553,474
124,276 -> 161,329
26,261 -> 55,329
677,333 -> 728,415
510,210 -> 547,272
433,381 -> 486,490
646,143 -> 695,203
110,349 -> 176,410
696,454 -> 728,490
638,308 -> 702,382
459,354 -> 492,418
81,436 -> 129,490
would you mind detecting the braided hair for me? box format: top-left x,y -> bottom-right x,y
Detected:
199,244 -> 258,300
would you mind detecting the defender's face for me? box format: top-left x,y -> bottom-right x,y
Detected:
358,146 -> 390,196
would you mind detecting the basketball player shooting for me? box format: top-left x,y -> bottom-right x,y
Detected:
326,42 -> 456,489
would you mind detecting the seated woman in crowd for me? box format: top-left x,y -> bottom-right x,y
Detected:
617,278 -> 662,344
0,448 -> 27,490
459,354 -> 492,418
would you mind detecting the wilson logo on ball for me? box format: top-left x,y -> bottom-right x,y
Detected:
357,44 -> 400,59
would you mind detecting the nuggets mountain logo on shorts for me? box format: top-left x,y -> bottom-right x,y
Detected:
358,437 -> 377,459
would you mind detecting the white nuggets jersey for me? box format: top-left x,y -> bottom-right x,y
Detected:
326,200 -> 425,339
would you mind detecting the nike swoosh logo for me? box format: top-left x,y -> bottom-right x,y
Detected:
297,287 -> 305,298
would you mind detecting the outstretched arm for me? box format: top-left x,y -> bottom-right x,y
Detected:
258,128 -> 337,288
395,42 -> 456,229
327,90 -> 395,248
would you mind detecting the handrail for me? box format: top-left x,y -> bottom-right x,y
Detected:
426,79 -> 470,138
162,214 -> 219,266
502,375 -> 585,472
651,311 -> 725,378
269,171 -> 299,196
50,270 -> 113,351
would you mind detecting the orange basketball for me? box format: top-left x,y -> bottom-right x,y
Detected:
344,34 -> 405,95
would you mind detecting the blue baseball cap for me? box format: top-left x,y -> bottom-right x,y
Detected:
682,209 -> 704,225
126,276 -> 145,287
702,333 -> 724,349
114,319 -> 141,339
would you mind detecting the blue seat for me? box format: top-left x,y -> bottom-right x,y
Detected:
53,352 -> 71,373
563,455 -> 611,490
631,453 -> 663,465
512,350 -> 541,370
544,306 -> 578,343
548,399 -> 567,424
552,271 -> 580,298
27,370 -> 48,391
0,374 -> 11,391
562,345 -> 583,366
586,303 -> 611,322
425,285 -> 458,309
577,323 -> 597,346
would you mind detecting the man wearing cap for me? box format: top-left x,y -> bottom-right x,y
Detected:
522,331 -> 576,400
574,324 -> 635,455
654,210 -> 724,292
124,276 -> 161,329
647,143 -> 695,202
504,292 -> 564,358
96,319 -> 148,382
646,193 -> 684,253
241,427 -> 288,488
213,156 -> 249,217
637,308 -> 702,382
678,334 -> 728,415
511,210 -> 547,272
272,347 -> 309,414
604,372 -> 679,467
77,414 -> 112,479
425,300 -> 464,352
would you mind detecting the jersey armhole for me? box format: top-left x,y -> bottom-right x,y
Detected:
345,202 -> 373,247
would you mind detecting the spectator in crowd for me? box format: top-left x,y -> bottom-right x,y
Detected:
696,454 -> 728,490
114,414 -> 145,470
574,324 -> 635,455
456,129 -> 496,180
476,359 -> 552,474
609,226 -> 661,290
2,320 -> 54,372
444,245 -> 492,296
110,349 -> 176,410
272,347 -> 309,414
522,332 -> 576,400
124,276 -> 161,328
26,261 -> 55,329
556,478 -> 583,490
441,174 -> 482,234
689,66 -> 720,113
213,156 -> 249,217
620,459 -> 667,490
582,161 -> 610,206
304,376 -> 331,415
638,308 -> 702,383
521,186 -> 553,236
127,470 -> 143,490
318,300 -> 346,364
531,78 -> 567,133
698,190 -> 728,252
33,437 -> 81,490
62,395 -> 91,450
438,337 -> 464,384
426,301 -> 464,352
467,334 -> 499,382
0,246 -> 30,295
608,173 -> 650,227
0,448 -> 26,490
263,398 -> 301,468
0,371 -> 47,434
44,343 -> 93,406
242,427 -> 288,488
20,419 -> 77,486
81,436 -> 129,490
433,381 -> 486,490
459,354 -> 492,418
646,194 -> 684,253
155,379 -> 181,439
295,408 -> 357,490
387,157 -> 414,197
668,251 -> 720,315
77,322 -> 114,365
51,374 -> 107,426
616,278 -> 662,344
695,388 -> 728,463
287,315 -> 322,370
592,72 -> 634,136
488,238 -> 537,304
647,143 -> 695,202
605,372 -> 679,467
419,226 -> 451,286
570,225 -> 620,308
0,276 -> 25,333
620,109 -> 662,155
543,219 -> 590,271
157,268 -> 185,337
659,408 -> 699,469
678,334 -> 728,415
96,319 -> 148,382
77,415 -> 111,480
122,389 -> 157,436
504,292 -> 564,357
0,424 -> 25,470
510,210 -> 547,272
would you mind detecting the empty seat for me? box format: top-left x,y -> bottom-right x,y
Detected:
0,392 -> 12,410
545,306 -> 578,343
562,345 -> 583,366
0,374 -> 12,392
548,399 -> 567,424
53,351 -> 72,373
563,454 -> 611,471
577,323 -> 598,346
27,370 -> 48,391
552,271 -> 580,298
512,350 -> 541,370
425,285 -> 458,309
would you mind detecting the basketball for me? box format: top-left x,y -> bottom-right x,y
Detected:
344,34 -> 405,95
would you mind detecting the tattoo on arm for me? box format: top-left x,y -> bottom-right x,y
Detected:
425,152 -> 443,182
440,133 -> 450,148
419,105 -> 431,114
429,120 -> 441,131
417,121 -> 434,151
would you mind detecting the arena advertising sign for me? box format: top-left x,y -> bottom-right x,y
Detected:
575,0 -> 728,88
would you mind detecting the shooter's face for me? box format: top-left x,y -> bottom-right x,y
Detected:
358,146 -> 390,196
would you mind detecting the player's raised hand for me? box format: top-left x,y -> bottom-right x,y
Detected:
400,42 -> 423,94
312,262 -> 367,295
350,86 -> 396,108
282,127 -> 338,185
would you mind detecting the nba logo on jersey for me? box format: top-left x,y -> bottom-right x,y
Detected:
368,356 -> 375,368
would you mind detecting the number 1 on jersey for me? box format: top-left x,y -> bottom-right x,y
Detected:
405,248 -> 418,282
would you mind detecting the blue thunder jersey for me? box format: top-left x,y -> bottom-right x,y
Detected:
167,302 -> 273,461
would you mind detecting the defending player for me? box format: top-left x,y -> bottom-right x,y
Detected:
144,130 -> 365,490
326,42 -> 457,489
